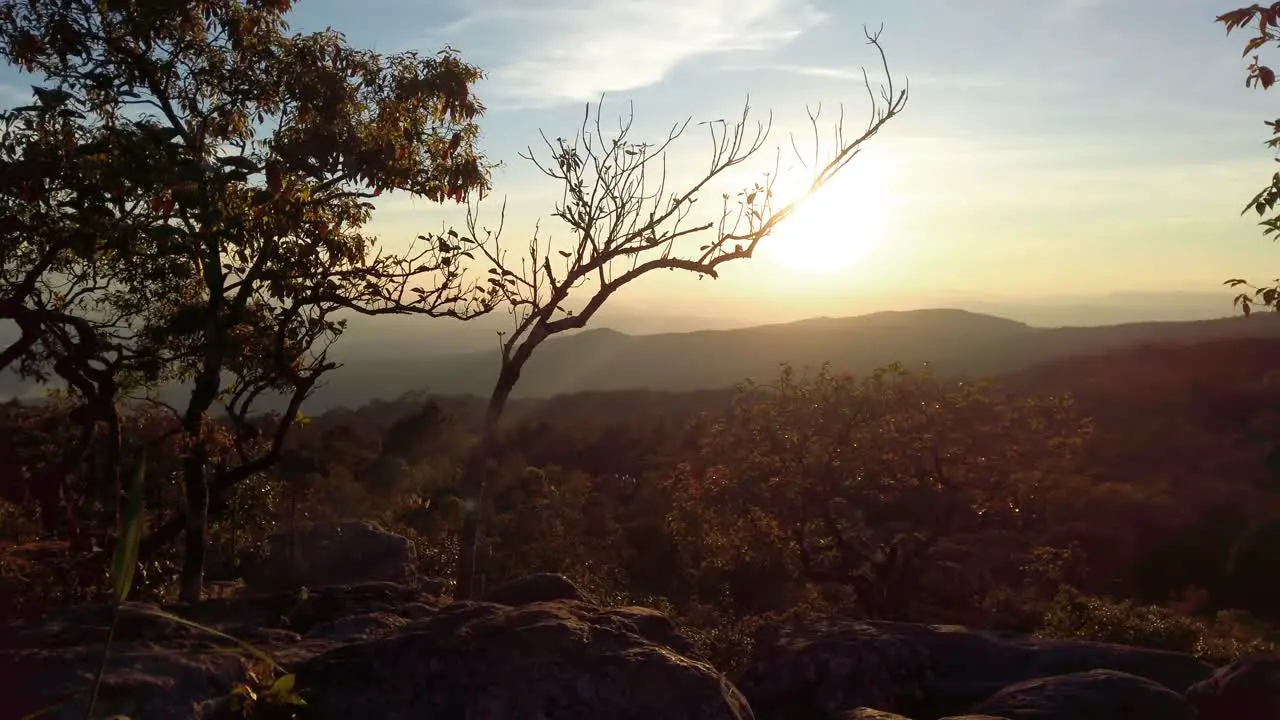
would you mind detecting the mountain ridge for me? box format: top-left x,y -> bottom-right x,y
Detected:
7,308 -> 1280,412
306,308 -> 1280,410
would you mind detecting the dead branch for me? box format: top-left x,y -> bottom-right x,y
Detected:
468,27 -> 906,372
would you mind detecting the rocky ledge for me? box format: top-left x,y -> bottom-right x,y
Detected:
1,574 -> 1277,720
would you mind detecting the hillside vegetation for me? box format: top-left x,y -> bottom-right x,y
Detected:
6,334 -> 1280,668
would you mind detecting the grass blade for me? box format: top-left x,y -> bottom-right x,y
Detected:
118,604 -> 287,674
110,453 -> 146,604
89,452 -> 147,720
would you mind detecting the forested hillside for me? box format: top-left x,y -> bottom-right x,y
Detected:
7,336 -> 1280,660
308,310 -> 1280,409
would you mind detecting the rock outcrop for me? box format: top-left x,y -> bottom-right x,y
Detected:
0,579 -> 749,720
738,617 -> 1215,719
483,572 -> 595,606
738,618 -> 931,720
1185,656 -> 1280,720
4,578 -> 1274,720
969,669 -> 1197,720
296,599 -> 752,719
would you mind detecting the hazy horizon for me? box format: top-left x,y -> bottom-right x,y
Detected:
0,289 -> 1255,403
281,0 -> 1278,322
330,289 -> 1247,361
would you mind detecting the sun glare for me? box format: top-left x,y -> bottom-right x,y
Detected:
760,152 -> 898,274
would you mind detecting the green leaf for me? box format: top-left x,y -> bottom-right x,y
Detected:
110,453 -> 147,605
269,673 -> 297,696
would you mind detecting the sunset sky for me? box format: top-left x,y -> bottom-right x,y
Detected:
0,0 -> 1272,324
315,0 -> 1275,319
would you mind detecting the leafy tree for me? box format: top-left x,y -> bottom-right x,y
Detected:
0,79 -> 134,538
444,28 -> 909,598
666,364 -> 1089,619
485,464 -> 624,589
0,0 -> 493,599
380,399 -> 454,466
1218,4 -> 1280,313
0,397 -> 90,536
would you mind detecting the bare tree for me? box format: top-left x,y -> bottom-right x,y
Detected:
447,28 -> 908,598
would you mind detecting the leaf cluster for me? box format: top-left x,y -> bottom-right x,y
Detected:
1218,4 -> 1280,313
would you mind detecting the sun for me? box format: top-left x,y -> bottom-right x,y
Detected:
759,152 -> 898,274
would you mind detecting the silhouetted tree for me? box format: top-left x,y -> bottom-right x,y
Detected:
381,400 -> 452,465
442,28 -> 909,598
0,0 -> 494,599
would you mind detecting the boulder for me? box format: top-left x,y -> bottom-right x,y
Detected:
180,580 -> 426,635
295,599 -> 753,719
304,611 -> 411,643
0,583 -> 437,719
736,617 -> 931,720
3,579 -> 746,720
598,604 -> 700,658
867,620 -> 1211,716
1184,656 -> 1280,720
484,572 -> 594,605
0,602 -> 254,720
970,669 -> 1197,720
738,617 -> 1213,719
243,520 -> 414,591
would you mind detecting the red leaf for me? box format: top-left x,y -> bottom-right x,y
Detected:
1261,65 -> 1277,89
1218,7 -> 1256,32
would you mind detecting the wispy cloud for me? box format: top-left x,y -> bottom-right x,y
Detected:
449,0 -> 826,109
721,63 -> 1013,89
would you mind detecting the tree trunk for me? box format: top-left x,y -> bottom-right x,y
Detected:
453,432 -> 495,600
452,364 -> 521,600
33,479 -> 63,537
177,362 -> 222,603
104,408 -> 122,530
179,446 -> 209,603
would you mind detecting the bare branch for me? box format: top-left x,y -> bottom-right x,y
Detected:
441,26 -> 908,599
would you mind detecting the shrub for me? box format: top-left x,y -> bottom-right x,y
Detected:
1036,586 -> 1277,663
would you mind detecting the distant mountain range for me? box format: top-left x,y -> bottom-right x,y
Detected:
306,308 -> 1280,411
8,304 -> 1280,413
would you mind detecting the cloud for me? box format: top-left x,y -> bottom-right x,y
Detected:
723,63 -> 1012,89
450,0 -> 825,109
